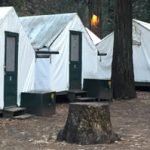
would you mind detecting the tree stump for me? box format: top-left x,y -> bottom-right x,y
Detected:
57,102 -> 119,145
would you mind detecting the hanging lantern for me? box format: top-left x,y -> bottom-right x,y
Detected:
91,14 -> 99,27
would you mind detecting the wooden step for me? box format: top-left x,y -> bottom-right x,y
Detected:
68,90 -> 87,94
76,97 -> 96,102
68,90 -> 87,102
13,113 -> 33,119
3,106 -> 26,118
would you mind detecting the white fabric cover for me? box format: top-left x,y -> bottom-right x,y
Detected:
86,27 -> 101,45
20,14 -> 75,49
95,19 -> 150,83
0,7 -> 35,109
20,13 -> 98,92
95,32 -> 114,79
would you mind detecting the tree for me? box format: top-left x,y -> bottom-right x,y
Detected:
57,102 -> 119,144
111,0 -> 136,99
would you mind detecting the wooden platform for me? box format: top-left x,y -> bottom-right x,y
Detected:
67,90 -> 87,102
76,97 -> 96,102
3,106 -> 27,118
68,90 -> 87,94
14,113 -> 33,119
56,91 -> 68,96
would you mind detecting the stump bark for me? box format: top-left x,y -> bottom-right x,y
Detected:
57,102 -> 119,145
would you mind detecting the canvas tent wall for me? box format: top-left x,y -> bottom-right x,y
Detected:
0,7 -> 35,109
95,19 -> 150,84
20,13 -> 98,92
86,27 -> 101,45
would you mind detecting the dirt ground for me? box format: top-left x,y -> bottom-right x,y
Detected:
0,92 -> 150,150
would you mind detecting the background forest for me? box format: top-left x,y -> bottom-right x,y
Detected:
0,0 -> 150,37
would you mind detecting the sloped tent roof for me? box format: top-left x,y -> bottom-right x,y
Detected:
20,13 -> 76,50
0,7 -> 35,108
20,13 -> 98,91
95,19 -> 150,82
86,27 -> 101,45
135,19 -> 150,31
0,7 -> 12,24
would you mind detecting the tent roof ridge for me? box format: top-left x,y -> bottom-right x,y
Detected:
20,12 -> 77,20
96,32 -> 114,46
47,13 -> 78,48
0,7 -> 13,26
133,19 -> 150,32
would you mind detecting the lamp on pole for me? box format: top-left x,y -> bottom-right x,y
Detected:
86,0 -> 102,38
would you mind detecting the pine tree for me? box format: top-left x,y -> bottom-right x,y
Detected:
111,0 -> 136,99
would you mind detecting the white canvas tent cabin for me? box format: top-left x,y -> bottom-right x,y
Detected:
0,7 -> 35,109
85,27 -> 101,45
19,13 -> 98,92
95,19 -> 150,86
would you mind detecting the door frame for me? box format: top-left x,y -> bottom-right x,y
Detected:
4,31 -> 19,107
69,30 -> 82,89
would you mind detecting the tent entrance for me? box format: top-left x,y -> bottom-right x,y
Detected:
4,32 -> 18,107
69,31 -> 82,89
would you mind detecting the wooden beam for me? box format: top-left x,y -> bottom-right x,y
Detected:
36,51 -> 59,58
97,51 -> 107,56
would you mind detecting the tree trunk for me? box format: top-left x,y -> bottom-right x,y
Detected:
111,0 -> 136,99
57,102 -> 119,144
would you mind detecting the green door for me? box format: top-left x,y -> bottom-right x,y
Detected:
4,32 -> 19,107
69,31 -> 82,89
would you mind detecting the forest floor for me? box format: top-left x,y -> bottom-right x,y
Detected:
0,91 -> 150,150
